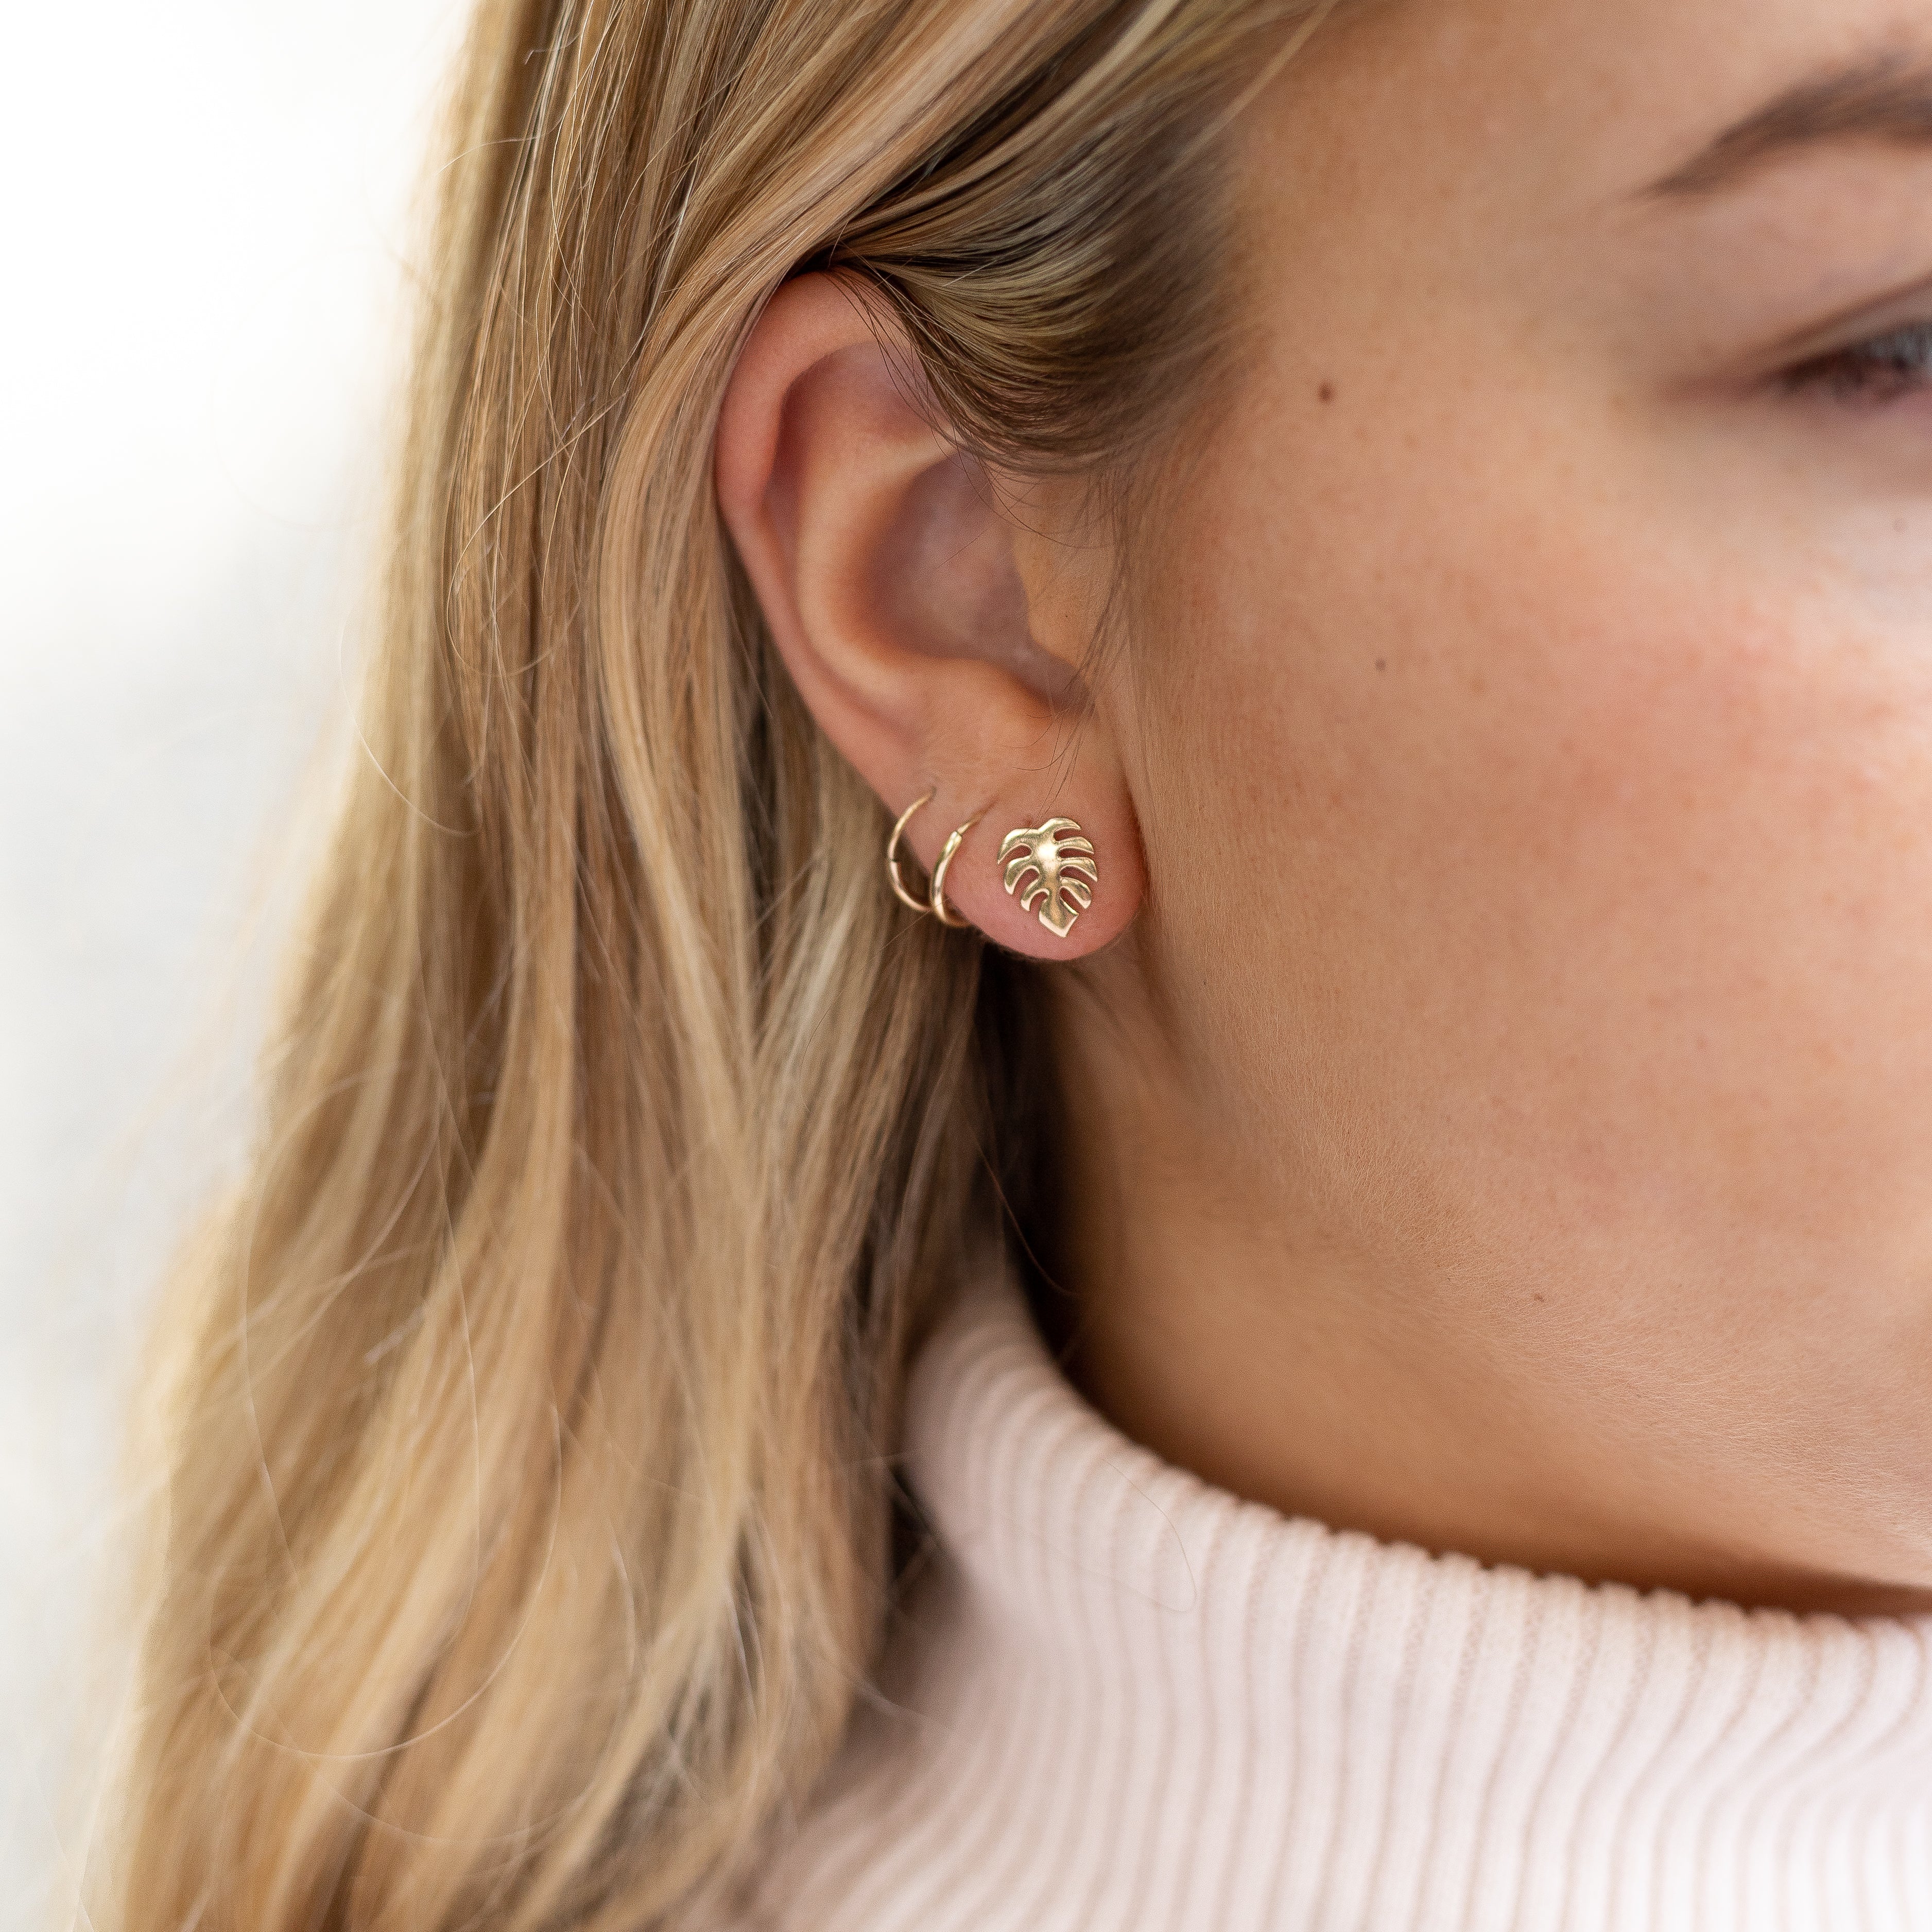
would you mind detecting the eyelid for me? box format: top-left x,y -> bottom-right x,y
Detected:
1758,268 -> 1932,372
1781,321 -> 1932,400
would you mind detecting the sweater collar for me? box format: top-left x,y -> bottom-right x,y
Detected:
750,1263 -> 1932,1930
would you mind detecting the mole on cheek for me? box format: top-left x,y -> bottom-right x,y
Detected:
1318,381 -> 1336,404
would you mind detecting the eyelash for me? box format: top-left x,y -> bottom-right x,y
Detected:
1786,321 -> 1932,400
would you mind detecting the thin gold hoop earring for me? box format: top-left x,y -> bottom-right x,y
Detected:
886,791 -> 985,927
885,791 -> 937,916
929,812 -> 984,927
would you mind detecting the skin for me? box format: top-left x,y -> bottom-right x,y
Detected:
717,0 -> 1932,1613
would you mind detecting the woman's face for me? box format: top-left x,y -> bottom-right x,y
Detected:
1064,0 -> 1932,1602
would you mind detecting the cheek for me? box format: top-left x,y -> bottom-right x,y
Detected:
1131,417 -> 1932,1297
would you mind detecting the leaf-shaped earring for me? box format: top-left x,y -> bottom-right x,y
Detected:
999,817 -> 1097,940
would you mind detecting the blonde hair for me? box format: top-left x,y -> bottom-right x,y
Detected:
97,1 -> 1327,1925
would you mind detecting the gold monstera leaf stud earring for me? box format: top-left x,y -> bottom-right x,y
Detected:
999,818 -> 1097,940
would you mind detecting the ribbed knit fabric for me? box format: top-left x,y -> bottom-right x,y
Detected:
729,1265 -> 1932,1930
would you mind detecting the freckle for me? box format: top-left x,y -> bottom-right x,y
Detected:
1375,658 -> 1387,672
1318,381 -> 1336,403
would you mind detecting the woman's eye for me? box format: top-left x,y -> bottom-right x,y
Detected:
1785,322 -> 1932,402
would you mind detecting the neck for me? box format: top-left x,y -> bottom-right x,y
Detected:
1046,943 -> 1932,1617
739,1255 -> 1932,1932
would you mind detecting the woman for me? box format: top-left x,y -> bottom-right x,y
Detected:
95,0 -> 1932,1925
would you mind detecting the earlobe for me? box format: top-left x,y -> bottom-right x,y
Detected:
714,272 -> 1145,962
881,787 -> 1144,962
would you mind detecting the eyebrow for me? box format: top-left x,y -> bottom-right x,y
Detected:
1650,51 -> 1932,197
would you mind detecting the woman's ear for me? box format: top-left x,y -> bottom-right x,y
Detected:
713,272 -> 1144,959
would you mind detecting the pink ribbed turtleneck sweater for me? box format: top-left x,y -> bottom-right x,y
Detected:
728,1265 -> 1932,1930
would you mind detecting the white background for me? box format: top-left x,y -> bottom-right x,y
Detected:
0,3 -> 464,1917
